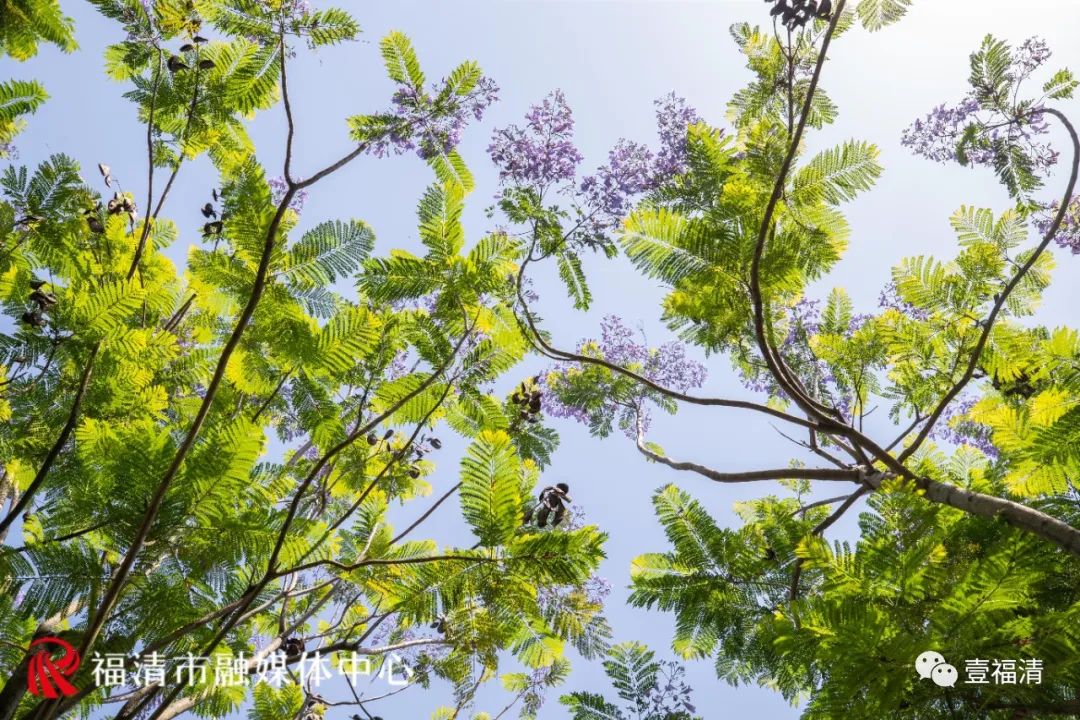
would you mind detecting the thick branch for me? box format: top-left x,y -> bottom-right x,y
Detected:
748,1 -> 849,422
0,344 -> 98,538
635,422 -> 861,484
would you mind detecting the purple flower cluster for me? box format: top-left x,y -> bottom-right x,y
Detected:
653,92 -> 703,178
646,659 -> 698,719
736,299 -> 869,420
901,98 -> 987,165
1033,194 -> 1080,254
367,76 -> 499,160
1013,37 -> 1052,78
930,395 -> 998,459
544,315 -> 707,437
878,281 -> 930,321
580,140 -> 657,226
268,175 -> 308,213
489,90 -> 702,241
901,37 -> 1059,173
487,90 -> 583,188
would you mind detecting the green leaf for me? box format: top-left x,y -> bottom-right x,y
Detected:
283,219 -> 375,290
380,30 -> 425,90
459,430 -> 524,546
792,140 -> 882,206
620,208 -> 713,285
969,35 -> 1012,108
557,251 -> 591,310
417,182 -> 466,261
856,0 -> 913,31
427,149 -> 475,194
1044,68 -> 1078,100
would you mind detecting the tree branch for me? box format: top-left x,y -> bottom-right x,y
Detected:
899,107 -> 1080,462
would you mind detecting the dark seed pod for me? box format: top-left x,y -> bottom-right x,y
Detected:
29,279 -> 47,290
283,637 -> 304,657
29,290 -> 57,307
86,216 -> 105,234
367,433 -> 378,445
201,202 -> 216,218
429,438 -> 442,449
529,397 -> 541,413
408,466 -> 421,479
199,59 -> 215,70
383,429 -> 394,440
511,393 -> 521,404
202,220 -> 223,236
167,55 -> 189,72
107,193 -> 126,215
193,35 -> 208,44
21,311 -> 45,328
519,411 -> 529,420
179,43 -> 195,52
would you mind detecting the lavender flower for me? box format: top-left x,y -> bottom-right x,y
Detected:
901,98 -> 986,165
1013,37 -> 1052,78
268,175 -> 308,213
930,395 -> 998,459
489,90 -> 702,244
580,139 -> 657,231
901,37 -> 1059,174
653,91 -> 703,178
736,299 -> 872,421
544,315 -> 707,437
878,281 -> 930,321
488,90 -> 583,188
366,76 -> 499,160
1033,194 -> 1080,254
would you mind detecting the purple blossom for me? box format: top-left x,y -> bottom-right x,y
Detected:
367,76 -> 499,160
544,315 -> 707,437
268,175 -> 308,213
580,139 -> 657,230
490,90 -> 702,243
653,91 -> 702,178
736,300 -> 867,421
901,37 -> 1059,173
878,282 -> 930,321
930,395 -> 998,459
646,659 -> 698,719
1014,37 -> 1052,78
901,98 -> 986,165
488,90 -> 583,187
386,350 -> 410,380
1033,194 -> 1080,254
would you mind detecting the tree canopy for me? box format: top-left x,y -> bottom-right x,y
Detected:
3,1 -> 1080,719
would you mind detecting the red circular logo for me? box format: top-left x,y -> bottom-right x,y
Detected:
26,637 -> 81,699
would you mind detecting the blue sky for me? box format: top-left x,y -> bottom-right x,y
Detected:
4,1 -> 1080,718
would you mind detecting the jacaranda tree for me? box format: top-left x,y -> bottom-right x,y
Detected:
497,1 -> 1080,718
6,0 -> 1080,719
0,2 -> 612,719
